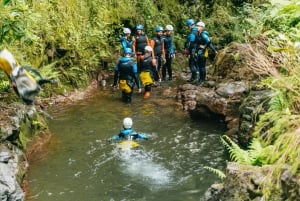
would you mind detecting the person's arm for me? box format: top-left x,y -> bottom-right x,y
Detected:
150,39 -> 156,58
208,42 -> 217,53
120,36 -> 127,52
146,35 -> 150,46
23,66 -> 43,79
111,134 -> 120,140
132,63 -> 142,91
170,37 -> 175,55
23,66 -> 57,86
162,40 -> 166,61
132,36 -> 136,53
184,33 -> 196,55
136,133 -> 148,139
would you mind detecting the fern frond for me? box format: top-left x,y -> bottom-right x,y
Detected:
268,90 -> 290,112
220,135 -> 252,164
204,166 -> 226,180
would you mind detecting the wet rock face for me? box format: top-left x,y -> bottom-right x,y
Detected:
205,162 -> 267,200
177,81 -> 250,131
0,145 -> 25,201
205,163 -> 300,201
176,41 -> 273,141
0,102 -> 44,201
238,90 -> 273,147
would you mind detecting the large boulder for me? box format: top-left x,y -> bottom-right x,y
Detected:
0,102 -> 47,200
0,146 -> 24,201
205,162 -> 300,201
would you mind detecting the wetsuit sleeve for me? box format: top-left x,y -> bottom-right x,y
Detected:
184,33 -> 196,51
137,133 -> 148,139
23,66 -> 43,78
120,36 -> 127,52
132,63 -> 141,89
208,43 -> 217,53
111,134 -> 120,140
23,66 -> 56,86
201,32 -> 211,47
170,37 -> 175,55
201,32 -> 217,53
162,40 -> 165,58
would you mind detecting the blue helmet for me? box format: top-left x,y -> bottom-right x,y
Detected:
124,48 -> 132,54
186,19 -> 195,26
155,26 -> 164,32
136,24 -> 144,30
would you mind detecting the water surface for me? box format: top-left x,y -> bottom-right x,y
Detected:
27,86 -> 227,201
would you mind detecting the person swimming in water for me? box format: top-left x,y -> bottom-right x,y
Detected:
111,117 -> 148,140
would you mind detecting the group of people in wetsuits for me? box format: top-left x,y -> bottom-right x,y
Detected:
112,20 -> 218,141
0,19 -> 217,107
184,19 -> 218,84
113,24 -> 175,103
113,19 -> 217,103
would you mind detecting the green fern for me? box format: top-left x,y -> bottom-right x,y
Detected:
38,62 -> 61,80
221,135 -> 252,164
203,166 -> 226,180
221,135 -> 274,166
268,91 -> 290,112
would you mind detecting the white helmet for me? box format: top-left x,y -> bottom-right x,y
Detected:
123,117 -> 133,129
123,28 -> 131,34
145,46 -> 153,52
196,21 -> 205,28
165,25 -> 173,31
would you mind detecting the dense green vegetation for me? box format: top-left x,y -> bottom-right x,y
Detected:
0,0 -> 268,95
1,0 -> 300,199
220,1 -> 300,198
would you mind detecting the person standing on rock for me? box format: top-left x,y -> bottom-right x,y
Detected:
162,24 -> 175,81
150,26 -> 166,82
195,21 -> 217,85
113,48 -> 142,103
184,19 -> 199,83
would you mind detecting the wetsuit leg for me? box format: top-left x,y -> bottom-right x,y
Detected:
162,63 -> 167,81
167,56 -> 172,80
198,55 -> 206,83
145,84 -> 151,92
122,91 -> 132,103
188,56 -> 197,81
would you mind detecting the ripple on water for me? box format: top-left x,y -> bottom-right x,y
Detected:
112,144 -> 173,190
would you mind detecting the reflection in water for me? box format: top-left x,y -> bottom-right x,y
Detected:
141,102 -> 156,116
27,88 -> 227,201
